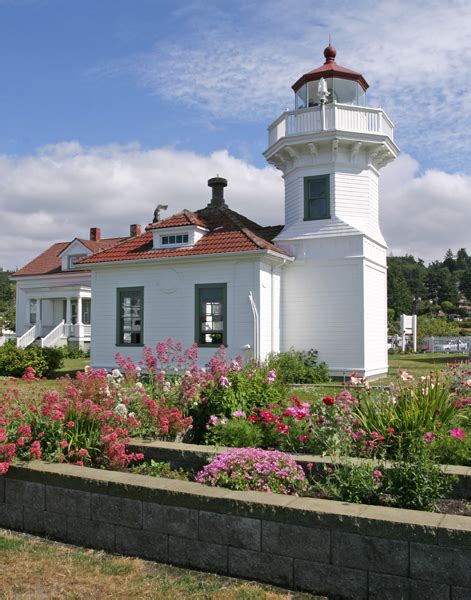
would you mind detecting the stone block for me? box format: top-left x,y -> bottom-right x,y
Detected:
0,503 -> 23,530
46,485 -> 91,519
169,536 -> 228,573
143,502 -> 198,539
262,520 -> 330,563
410,542 -> 471,588
116,525 -> 168,562
91,493 -> 142,529
5,479 -> 45,510
229,547 -> 293,588
294,558 -> 368,599
24,507 -> 67,540
67,516 -> 115,552
0,477 -> 4,502
452,586 -> 471,600
369,572 -> 450,600
199,511 -> 261,550
332,531 -> 409,576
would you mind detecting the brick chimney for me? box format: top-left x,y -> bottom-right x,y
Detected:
90,227 -> 101,241
130,224 -> 141,237
207,177 -> 228,208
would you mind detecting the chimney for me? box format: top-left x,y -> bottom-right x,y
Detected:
90,227 -> 101,241
207,177 -> 228,208
130,224 -> 141,237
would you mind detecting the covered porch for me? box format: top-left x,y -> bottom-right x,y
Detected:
17,286 -> 91,349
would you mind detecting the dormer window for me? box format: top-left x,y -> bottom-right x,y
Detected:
68,254 -> 87,269
161,233 -> 189,246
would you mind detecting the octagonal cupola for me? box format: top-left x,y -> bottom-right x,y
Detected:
292,44 -> 368,109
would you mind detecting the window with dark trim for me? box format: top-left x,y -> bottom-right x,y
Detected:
195,283 -> 227,347
116,287 -> 144,346
304,175 -> 330,221
161,233 -> 189,246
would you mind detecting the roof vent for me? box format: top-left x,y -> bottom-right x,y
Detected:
207,177 -> 227,208
90,227 -> 101,241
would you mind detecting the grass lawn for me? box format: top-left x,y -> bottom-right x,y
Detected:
0,529 -> 322,600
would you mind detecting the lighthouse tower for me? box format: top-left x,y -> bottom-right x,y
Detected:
265,45 -> 399,378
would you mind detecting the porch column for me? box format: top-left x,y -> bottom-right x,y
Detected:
66,298 -> 71,325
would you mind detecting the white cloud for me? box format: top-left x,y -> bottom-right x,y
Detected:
1,141 -> 469,271
380,155 -> 471,262
97,0 -> 471,170
0,142 -> 283,270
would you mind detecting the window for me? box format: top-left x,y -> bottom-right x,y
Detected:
304,175 -> 330,220
71,299 -> 78,325
161,233 -> 189,246
29,299 -> 38,325
82,299 -> 91,325
68,254 -> 87,269
195,284 -> 226,347
117,288 -> 144,346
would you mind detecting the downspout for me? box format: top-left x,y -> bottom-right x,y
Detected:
248,291 -> 259,361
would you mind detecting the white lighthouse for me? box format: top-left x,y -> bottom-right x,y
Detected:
265,45 -> 399,378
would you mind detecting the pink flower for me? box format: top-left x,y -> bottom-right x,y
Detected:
275,423 -> 289,434
373,469 -> 383,479
219,376 -> 231,388
59,439 -> 68,449
0,462 -> 9,475
449,428 -> 466,440
423,431 -> 436,443
66,421 -> 75,428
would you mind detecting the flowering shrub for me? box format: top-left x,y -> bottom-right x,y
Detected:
318,461 -> 384,505
0,364 -> 193,475
266,348 -> 329,384
195,448 -> 307,495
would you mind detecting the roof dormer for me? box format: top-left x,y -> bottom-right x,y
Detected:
58,239 -> 92,271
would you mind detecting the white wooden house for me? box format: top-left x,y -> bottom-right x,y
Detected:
11,228 -> 129,349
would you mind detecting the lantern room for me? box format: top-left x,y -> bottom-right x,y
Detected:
292,44 -> 368,109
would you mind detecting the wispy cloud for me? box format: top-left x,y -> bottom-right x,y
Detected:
95,0 -> 471,171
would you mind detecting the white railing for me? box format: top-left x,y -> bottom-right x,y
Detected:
0,336 -> 7,347
16,321 -> 41,349
40,320 -> 65,348
268,103 -> 394,146
421,336 -> 471,354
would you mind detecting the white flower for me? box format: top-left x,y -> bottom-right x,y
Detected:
114,403 -> 128,418
163,382 -> 171,393
135,381 -> 144,389
84,365 -> 91,374
112,368 -> 122,379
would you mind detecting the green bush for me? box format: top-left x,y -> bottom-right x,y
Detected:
384,442 -> 455,511
0,342 -> 63,378
320,461 -> 383,505
267,348 -> 329,384
131,460 -> 189,481
58,345 -> 90,359
205,417 -> 264,448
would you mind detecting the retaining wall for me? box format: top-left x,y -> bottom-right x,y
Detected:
1,461 -> 470,599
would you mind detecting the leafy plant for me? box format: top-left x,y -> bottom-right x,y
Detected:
132,460 -> 189,481
0,342 -> 63,378
205,416 -> 264,448
267,348 -> 329,384
319,461 -> 384,505
384,442 -> 455,511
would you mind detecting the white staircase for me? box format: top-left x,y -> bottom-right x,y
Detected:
40,320 -> 66,348
16,321 -> 42,349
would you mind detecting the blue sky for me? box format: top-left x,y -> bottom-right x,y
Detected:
0,0 -> 470,268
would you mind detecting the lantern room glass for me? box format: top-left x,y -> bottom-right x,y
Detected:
295,79 -> 366,109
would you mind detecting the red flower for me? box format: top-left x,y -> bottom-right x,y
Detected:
322,396 -> 335,406
275,423 -> 289,434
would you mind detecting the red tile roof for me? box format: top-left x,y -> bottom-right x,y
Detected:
146,210 -> 208,230
79,206 -> 288,265
13,237 -> 126,277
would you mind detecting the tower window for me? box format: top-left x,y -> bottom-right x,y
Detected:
304,175 -> 330,221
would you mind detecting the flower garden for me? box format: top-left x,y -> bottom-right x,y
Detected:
1,338 -> 470,514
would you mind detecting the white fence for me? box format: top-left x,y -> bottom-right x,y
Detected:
421,337 -> 471,354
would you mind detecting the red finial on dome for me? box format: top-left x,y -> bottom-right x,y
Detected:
324,44 -> 336,64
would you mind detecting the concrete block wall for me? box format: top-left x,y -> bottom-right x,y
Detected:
0,462 -> 470,599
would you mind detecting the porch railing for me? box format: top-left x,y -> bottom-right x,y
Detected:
40,320 -> 65,348
16,321 -> 41,349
